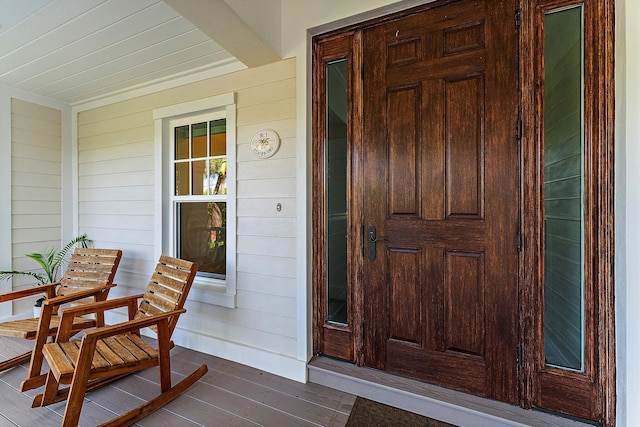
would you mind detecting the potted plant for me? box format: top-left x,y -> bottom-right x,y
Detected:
0,234 -> 91,316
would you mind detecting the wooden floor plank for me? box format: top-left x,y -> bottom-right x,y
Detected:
0,413 -> 17,427
133,359 -> 329,426
173,347 -> 356,413
0,337 -> 32,360
139,394 -> 259,427
133,408 -> 204,427
78,378 -> 148,416
189,369 -> 349,427
182,381 -> 320,427
0,379 -> 60,427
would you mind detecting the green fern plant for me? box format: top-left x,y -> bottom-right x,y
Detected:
0,234 -> 92,288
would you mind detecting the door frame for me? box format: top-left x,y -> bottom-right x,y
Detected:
311,0 -> 616,424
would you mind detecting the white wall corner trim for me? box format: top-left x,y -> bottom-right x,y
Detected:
0,91 -> 12,317
66,109 -> 78,241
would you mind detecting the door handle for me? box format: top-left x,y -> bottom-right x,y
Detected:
367,225 -> 385,261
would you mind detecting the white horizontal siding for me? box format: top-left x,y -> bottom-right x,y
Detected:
77,58 -> 298,362
237,253 -> 296,278
237,217 -> 297,239
237,197 -> 296,218
10,99 -> 62,313
236,235 -> 296,257
78,155 -> 154,176
238,178 -> 296,198
79,200 -> 154,215
236,272 -> 296,297
12,200 -> 61,215
11,229 -> 61,249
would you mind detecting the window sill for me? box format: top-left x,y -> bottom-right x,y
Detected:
190,277 -> 236,308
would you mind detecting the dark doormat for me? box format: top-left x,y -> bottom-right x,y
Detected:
346,397 -> 458,427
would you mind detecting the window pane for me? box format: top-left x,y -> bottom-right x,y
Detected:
208,158 -> 227,195
210,119 -> 226,156
175,126 -> 189,160
543,4 -> 584,372
326,58 -> 349,326
192,122 -> 208,158
177,202 -> 226,278
175,162 -> 189,196
192,160 -> 206,196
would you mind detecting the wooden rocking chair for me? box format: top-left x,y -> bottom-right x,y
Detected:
0,248 -> 122,391
33,255 -> 208,427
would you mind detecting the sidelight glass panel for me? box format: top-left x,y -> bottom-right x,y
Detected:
326,58 -> 349,325
543,4 -> 584,372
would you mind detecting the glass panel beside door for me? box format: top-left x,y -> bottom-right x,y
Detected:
543,4 -> 584,372
326,58 -> 349,326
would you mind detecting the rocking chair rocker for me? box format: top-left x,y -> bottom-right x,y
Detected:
33,255 -> 207,427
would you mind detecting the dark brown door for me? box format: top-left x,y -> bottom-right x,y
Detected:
361,0 -> 519,402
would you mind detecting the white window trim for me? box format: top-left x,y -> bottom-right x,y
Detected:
153,93 -> 237,308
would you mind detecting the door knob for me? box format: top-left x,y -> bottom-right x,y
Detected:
367,225 -> 385,261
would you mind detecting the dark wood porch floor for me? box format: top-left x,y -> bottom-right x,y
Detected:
0,336 -> 355,427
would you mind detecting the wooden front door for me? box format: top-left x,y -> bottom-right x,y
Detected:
361,0 -> 519,402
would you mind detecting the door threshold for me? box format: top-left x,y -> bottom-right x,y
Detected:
308,356 -> 596,427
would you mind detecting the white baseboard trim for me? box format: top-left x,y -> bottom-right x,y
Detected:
170,328 -> 308,383
0,311 -> 32,322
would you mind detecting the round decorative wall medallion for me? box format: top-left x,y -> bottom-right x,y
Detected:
249,129 -> 280,159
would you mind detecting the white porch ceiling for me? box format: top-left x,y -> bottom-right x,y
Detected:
0,0 -> 280,106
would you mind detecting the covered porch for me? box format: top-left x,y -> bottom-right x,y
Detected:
0,0 -> 638,425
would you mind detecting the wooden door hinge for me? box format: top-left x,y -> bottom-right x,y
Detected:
515,9 -> 522,29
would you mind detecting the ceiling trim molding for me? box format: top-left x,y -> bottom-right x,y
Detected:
0,82 -> 69,111
71,58 -> 246,112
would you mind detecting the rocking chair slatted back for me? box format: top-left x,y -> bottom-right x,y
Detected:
134,255 -> 196,334
56,249 -> 122,303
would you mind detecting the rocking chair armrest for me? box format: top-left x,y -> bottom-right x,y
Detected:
53,294 -> 145,342
0,282 -> 59,303
43,284 -> 116,307
83,308 -> 187,342
59,293 -> 145,319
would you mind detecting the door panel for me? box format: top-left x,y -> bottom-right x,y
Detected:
388,249 -> 422,345
362,0 -> 519,403
445,251 -> 484,356
445,74 -> 484,218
